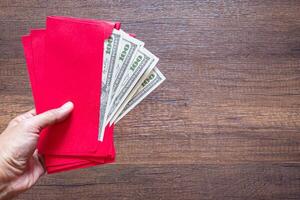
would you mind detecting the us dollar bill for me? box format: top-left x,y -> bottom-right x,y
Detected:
98,29 -> 121,141
106,31 -> 144,115
106,47 -> 159,125
113,67 -> 166,124
110,59 -> 159,124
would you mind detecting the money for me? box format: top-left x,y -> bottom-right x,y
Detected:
106,32 -> 144,115
105,47 -> 159,125
113,67 -> 166,124
98,29 -> 122,141
96,28 -> 165,140
110,59 -> 161,124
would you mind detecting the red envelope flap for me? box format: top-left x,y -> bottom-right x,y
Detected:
48,16 -> 121,30
35,17 -> 116,155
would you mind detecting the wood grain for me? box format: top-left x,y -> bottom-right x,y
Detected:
0,0 -> 299,199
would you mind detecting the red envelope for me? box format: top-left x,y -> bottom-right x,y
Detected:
22,16 -> 119,173
46,157 -> 115,174
29,28 -> 116,158
23,33 -> 97,172
44,124 -> 115,170
37,16 -> 117,156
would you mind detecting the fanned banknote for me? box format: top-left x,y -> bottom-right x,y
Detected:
98,29 -> 122,141
112,67 -> 166,124
98,28 -> 165,140
106,46 -> 159,125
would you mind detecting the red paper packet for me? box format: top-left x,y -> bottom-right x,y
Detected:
22,16 -> 119,173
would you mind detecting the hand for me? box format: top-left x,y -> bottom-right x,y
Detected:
0,102 -> 73,200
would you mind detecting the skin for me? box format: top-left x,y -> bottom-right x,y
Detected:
0,102 -> 74,200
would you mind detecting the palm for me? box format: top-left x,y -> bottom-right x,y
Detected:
9,154 -> 44,193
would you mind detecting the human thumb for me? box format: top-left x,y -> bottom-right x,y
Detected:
28,101 -> 74,131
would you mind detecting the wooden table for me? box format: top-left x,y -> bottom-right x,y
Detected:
0,1 -> 299,199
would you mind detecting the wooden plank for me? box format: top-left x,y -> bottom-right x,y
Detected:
19,164 -> 300,200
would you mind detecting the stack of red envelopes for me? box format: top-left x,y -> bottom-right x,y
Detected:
22,16 -> 120,173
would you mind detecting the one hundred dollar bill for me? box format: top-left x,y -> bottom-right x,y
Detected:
113,67 -> 166,124
106,47 -> 159,125
98,29 -> 121,141
106,31 -> 144,116
110,59 -> 159,124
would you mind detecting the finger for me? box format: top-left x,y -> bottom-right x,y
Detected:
28,101 -> 74,131
27,109 -> 37,116
32,150 -> 46,180
18,109 -> 36,119
36,150 -> 45,172
8,109 -> 36,127
34,150 -> 46,175
18,108 -> 36,118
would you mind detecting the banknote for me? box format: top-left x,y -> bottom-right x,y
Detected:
106,47 -> 159,125
113,67 -> 166,124
106,31 -> 144,117
98,29 -> 121,141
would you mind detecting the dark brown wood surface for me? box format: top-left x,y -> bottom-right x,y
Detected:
0,0 -> 300,199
